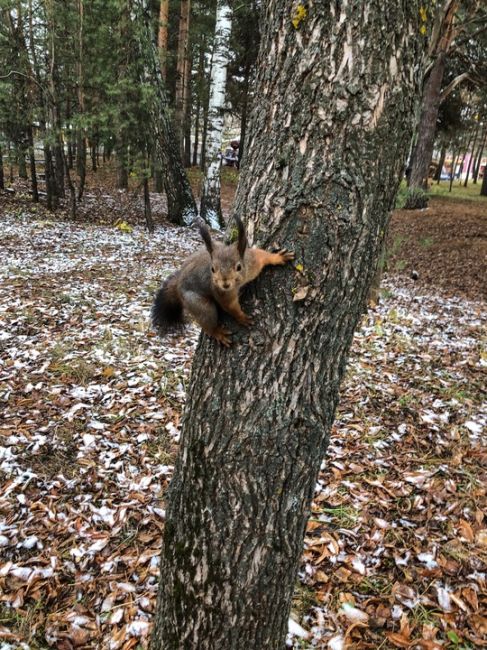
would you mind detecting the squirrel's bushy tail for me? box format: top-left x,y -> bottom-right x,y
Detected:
152,274 -> 184,334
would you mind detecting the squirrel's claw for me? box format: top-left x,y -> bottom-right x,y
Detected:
213,326 -> 232,347
237,313 -> 254,327
277,248 -> 295,263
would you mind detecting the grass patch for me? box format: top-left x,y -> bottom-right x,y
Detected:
50,357 -> 97,384
292,582 -> 319,617
429,181 -> 487,203
316,504 -> 360,528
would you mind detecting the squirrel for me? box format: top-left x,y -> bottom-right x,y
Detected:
152,217 -> 294,346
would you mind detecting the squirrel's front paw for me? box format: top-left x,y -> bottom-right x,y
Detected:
213,325 -> 232,347
236,313 -> 254,327
277,248 -> 295,263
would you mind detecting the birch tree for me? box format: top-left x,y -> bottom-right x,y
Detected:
152,1 -> 430,648
199,0 -> 232,229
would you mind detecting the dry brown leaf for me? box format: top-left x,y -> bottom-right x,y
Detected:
458,519 -> 474,542
385,631 -> 412,648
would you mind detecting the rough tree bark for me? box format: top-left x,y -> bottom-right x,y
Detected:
152,1 -> 428,648
200,0 -> 232,228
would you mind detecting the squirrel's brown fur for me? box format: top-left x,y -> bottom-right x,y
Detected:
152,217 -> 294,346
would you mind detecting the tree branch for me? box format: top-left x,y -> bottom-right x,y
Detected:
440,72 -> 476,103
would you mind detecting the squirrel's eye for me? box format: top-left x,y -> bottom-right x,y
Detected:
211,266 -> 215,273
236,263 -> 242,272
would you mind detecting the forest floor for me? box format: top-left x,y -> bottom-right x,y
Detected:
0,174 -> 486,650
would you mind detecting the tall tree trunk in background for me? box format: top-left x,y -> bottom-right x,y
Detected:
0,145 -> 4,190
408,53 -> 446,188
91,141 -> 97,172
136,0 -> 197,225
158,0 -> 169,78
408,0 -> 459,189
463,121 -> 479,187
152,2 -> 428,648
116,144 -> 129,189
481,165 -> 487,196
192,37 -> 205,167
174,0 -> 191,156
45,0 -> 64,201
200,0 -> 232,228
239,58 -> 252,166
183,51 -> 192,167
77,0 -> 86,200
17,142 -> 28,179
472,127 -> 486,184
44,141 -> 57,210
62,147 -> 76,218
28,125 -> 39,202
144,175 -> 154,232
434,142 -> 447,182
200,85 -> 209,170
449,147 -> 459,191
193,94 -> 201,167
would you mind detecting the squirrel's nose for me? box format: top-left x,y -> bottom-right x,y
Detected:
223,282 -> 231,290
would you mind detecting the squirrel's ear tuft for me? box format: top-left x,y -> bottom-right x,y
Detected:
198,219 -> 213,256
235,216 -> 247,258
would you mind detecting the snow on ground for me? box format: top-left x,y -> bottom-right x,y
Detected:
0,212 -> 485,649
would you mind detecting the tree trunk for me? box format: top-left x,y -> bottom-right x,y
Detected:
200,86 -> 209,171
481,165 -> 487,197
91,141 -> 97,172
144,175 -> 154,232
193,93 -> 201,167
154,164 -> 164,193
28,125 -> 39,202
0,145 -> 4,190
136,0 -> 197,225
408,52 -> 446,188
17,143 -> 28,179
174,0 -> 191,156
77,0 -> 86,200
408,0 -> 459,190
472,127 -> 487,184
463,121 -> 479,187
434,142 -> 447,182
200,0 -> 232,228
158,0 -> 169,78
192,38 -> 205,167
117,145 -> 129,189
62,146 -> 77,219
77,133 -> 87,199
152,2 -> 428,648
239,57 -> 252,166
449,147 -> 459,192
183,51 -> 192,167
54,135 -> 65,198
44,141 -> 57,211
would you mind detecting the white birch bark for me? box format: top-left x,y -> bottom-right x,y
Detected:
200,0 -> 232,229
